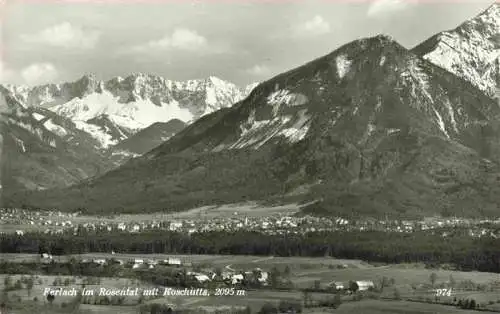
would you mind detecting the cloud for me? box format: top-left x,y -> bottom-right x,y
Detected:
293,15 -> 331,38
246,65 -> 271,76
21,63 -> 59,86
21,22 -> 100,49
0,61 -> 15,84
367,0 -> 414,18
130,28 -> 229,54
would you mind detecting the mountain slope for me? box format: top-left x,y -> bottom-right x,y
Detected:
412,3 -> 499,98
0,86 -> 118,193
113,119 -> 187,155
11,34 -> 500,218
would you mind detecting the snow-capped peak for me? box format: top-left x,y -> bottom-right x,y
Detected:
413,2 -> 499,97
4,74 -> 259,149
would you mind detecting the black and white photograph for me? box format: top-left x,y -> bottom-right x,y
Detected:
0,0 -> 499,313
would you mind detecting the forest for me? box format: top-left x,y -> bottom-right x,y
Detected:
1,229 -> 499,272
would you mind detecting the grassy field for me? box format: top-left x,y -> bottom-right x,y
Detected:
0,274 -> 151,305
2,253 -> 500,313
2,253 -> 499,288
329,300 -> 483,314
293,265 -> 500,289
0,253 -> 369,269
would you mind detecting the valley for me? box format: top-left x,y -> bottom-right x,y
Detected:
0,2 -> 499,314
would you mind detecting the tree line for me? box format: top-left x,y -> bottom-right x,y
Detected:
1,229 -> 500,272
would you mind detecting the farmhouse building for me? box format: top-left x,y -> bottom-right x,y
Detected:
328,282 -> 344,290
356,280 -> 375,291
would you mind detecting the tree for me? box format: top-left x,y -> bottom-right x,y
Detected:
332,293 -> 342,308
269,268 -> 280,288
303,290 -> 311,308
47,293 -> 55,305
278,300 -> 302,313
430,272 -> 438,287
284,265 -> 291,277
349,281 -> 359,293
313,280 -> 321,290
469,299 -> 476,309
379,276 -> 390,291
259,302 -> 278,314
449,275 -> 456,288
138,291 -> 145,305
3,276 -> 12,290
26,277 -> 34,297
393,289 -> 401,300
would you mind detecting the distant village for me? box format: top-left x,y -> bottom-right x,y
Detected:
1,208 -> 500,239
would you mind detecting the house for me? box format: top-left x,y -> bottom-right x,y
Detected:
258,272 -> 269,284
328,282 -> 344,290
15,230 -> 24,236
194,274 -> 210,282
167,258 -> 181,266
169,222 -> 183,231
117,223 -> 126,231
231,274 -> 244,285
134,259 -> 144,264
186,272 -> 210,283
41,253 -> 52,260
93,259 -> 106,265
222,271 -> 233,280
110,259 -> 124,265
132,263 -> 142,269
356,280 -> 375,291
146,259 -> 158,266
131,225 -> 140,232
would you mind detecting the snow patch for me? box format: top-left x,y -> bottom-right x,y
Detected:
421,6 -> 500,97
379,56 -> 386,66
432,107 -> 449,138
266,90 -> 308,116
336,54 -> 352,79
407,59 -> 433,102
367,123 -> 376,137
73,120 -> 117,148
14,137 -> 26,153
443,99 -> 458,132
278,109 -> 311,143
231,115 -> 292,149
43,119 -> 68,137
50,91 -> 194,131
32,113 -> 45,121
375,97 -> 382,112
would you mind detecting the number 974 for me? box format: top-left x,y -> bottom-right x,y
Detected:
435,288 -> 452,296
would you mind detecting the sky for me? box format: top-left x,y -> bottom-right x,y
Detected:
0,0 -> 495,87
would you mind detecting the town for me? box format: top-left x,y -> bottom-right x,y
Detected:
2,208 -> 500,238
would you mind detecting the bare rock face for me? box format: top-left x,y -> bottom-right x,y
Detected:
413,3 -> 500,98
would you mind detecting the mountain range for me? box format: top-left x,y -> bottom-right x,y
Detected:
0,76 -> 257,193
3,3 -> 500,218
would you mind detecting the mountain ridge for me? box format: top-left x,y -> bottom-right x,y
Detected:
12,33 -> 500,218
412,2 -> 499,98
2,74 -> 259,149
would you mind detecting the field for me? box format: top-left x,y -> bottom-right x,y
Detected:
2,252 -> 500,313
2,253 -> 499,288
330,300 -> 482,314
